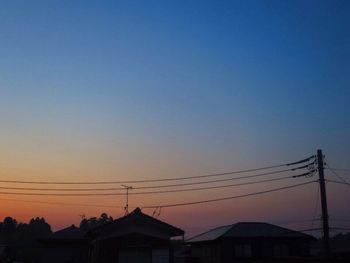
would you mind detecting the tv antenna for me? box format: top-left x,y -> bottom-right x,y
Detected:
122,185 -> 133,215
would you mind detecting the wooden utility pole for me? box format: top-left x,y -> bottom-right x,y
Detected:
317,149 -> 331,258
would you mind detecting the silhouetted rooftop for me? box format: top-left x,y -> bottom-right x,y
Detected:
187,222 -> 314,243
52,224 -> 86,239
88,207 -> 184,239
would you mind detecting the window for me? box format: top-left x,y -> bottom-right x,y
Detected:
234,244 -> 252,257
273,244 -> 289,257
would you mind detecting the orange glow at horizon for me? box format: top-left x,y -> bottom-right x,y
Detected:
0,133 -> 348,237
0,179 -> 319,234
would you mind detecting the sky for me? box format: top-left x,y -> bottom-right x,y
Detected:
0,0 -> 349,236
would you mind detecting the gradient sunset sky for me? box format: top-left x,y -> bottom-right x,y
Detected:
0,0 -> 349,236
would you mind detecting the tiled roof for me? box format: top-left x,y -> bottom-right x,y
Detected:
53,224 -> 86,239
187,222 -> 314,243
186,225 -> 232,242
88,207 -> 184,238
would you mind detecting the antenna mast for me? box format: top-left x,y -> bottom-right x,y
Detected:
122,184 -> 133,215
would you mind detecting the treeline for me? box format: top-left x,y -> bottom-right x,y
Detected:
0,213 -> 113,263
0,216 -> 51,263
79,212 -> 114,231
0,217 -> 52,240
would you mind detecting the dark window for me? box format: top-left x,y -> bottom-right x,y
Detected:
234,244 -> 252,257
273,244 -> 289,257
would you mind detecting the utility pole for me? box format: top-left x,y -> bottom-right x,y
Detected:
317,149 -> 331,258
122,185 -> 133,215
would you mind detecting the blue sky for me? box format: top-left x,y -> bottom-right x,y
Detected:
0,0 -> 349,230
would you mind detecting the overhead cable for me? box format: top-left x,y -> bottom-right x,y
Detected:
0,198 -> 122,208
286,155 -> 315,166
326,179 -> 350,186
0,156 -> 314,185
325,164 -> 349,184
0,168 -> 312,193
141,181 -> 316,209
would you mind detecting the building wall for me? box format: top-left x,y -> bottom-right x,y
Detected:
98,220 -> 173,241
190,243 -> 221,263
41,243 -> 89,263
190,238 -> 312,263
93,234 -> 174,263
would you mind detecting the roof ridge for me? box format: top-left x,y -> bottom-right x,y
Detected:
88,207 -> 184,237
54,224 -> 79,233
187,224 -> 235,241
228,222 -> 315,238
187,222 -> 315,242
261,222 -> 315,238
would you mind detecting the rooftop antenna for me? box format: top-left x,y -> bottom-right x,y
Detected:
121,185 -> 133,215
152,207 -> 162,217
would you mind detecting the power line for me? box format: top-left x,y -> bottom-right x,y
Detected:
134,174 -> 310,195
0,198 -> 123,208
330,218 -> 350,222
299,227 -> 350,232
0,156 -> 314,185
272,219 -> 319,225
326,179 -> 350,186
326,168 -> 350,173
0,169 -> 313,195
0,167 -> 310,192
330,227 -> 350,231
325,165 -> 349,184
287,156 -> 315,166
141,181 -> 316,209
0,171 -> 314,197
298,228 -> 322,232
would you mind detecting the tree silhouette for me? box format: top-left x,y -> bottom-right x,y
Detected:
2,217 -> 17,236
0,216 -> 52,263
79,213 -> 113,231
